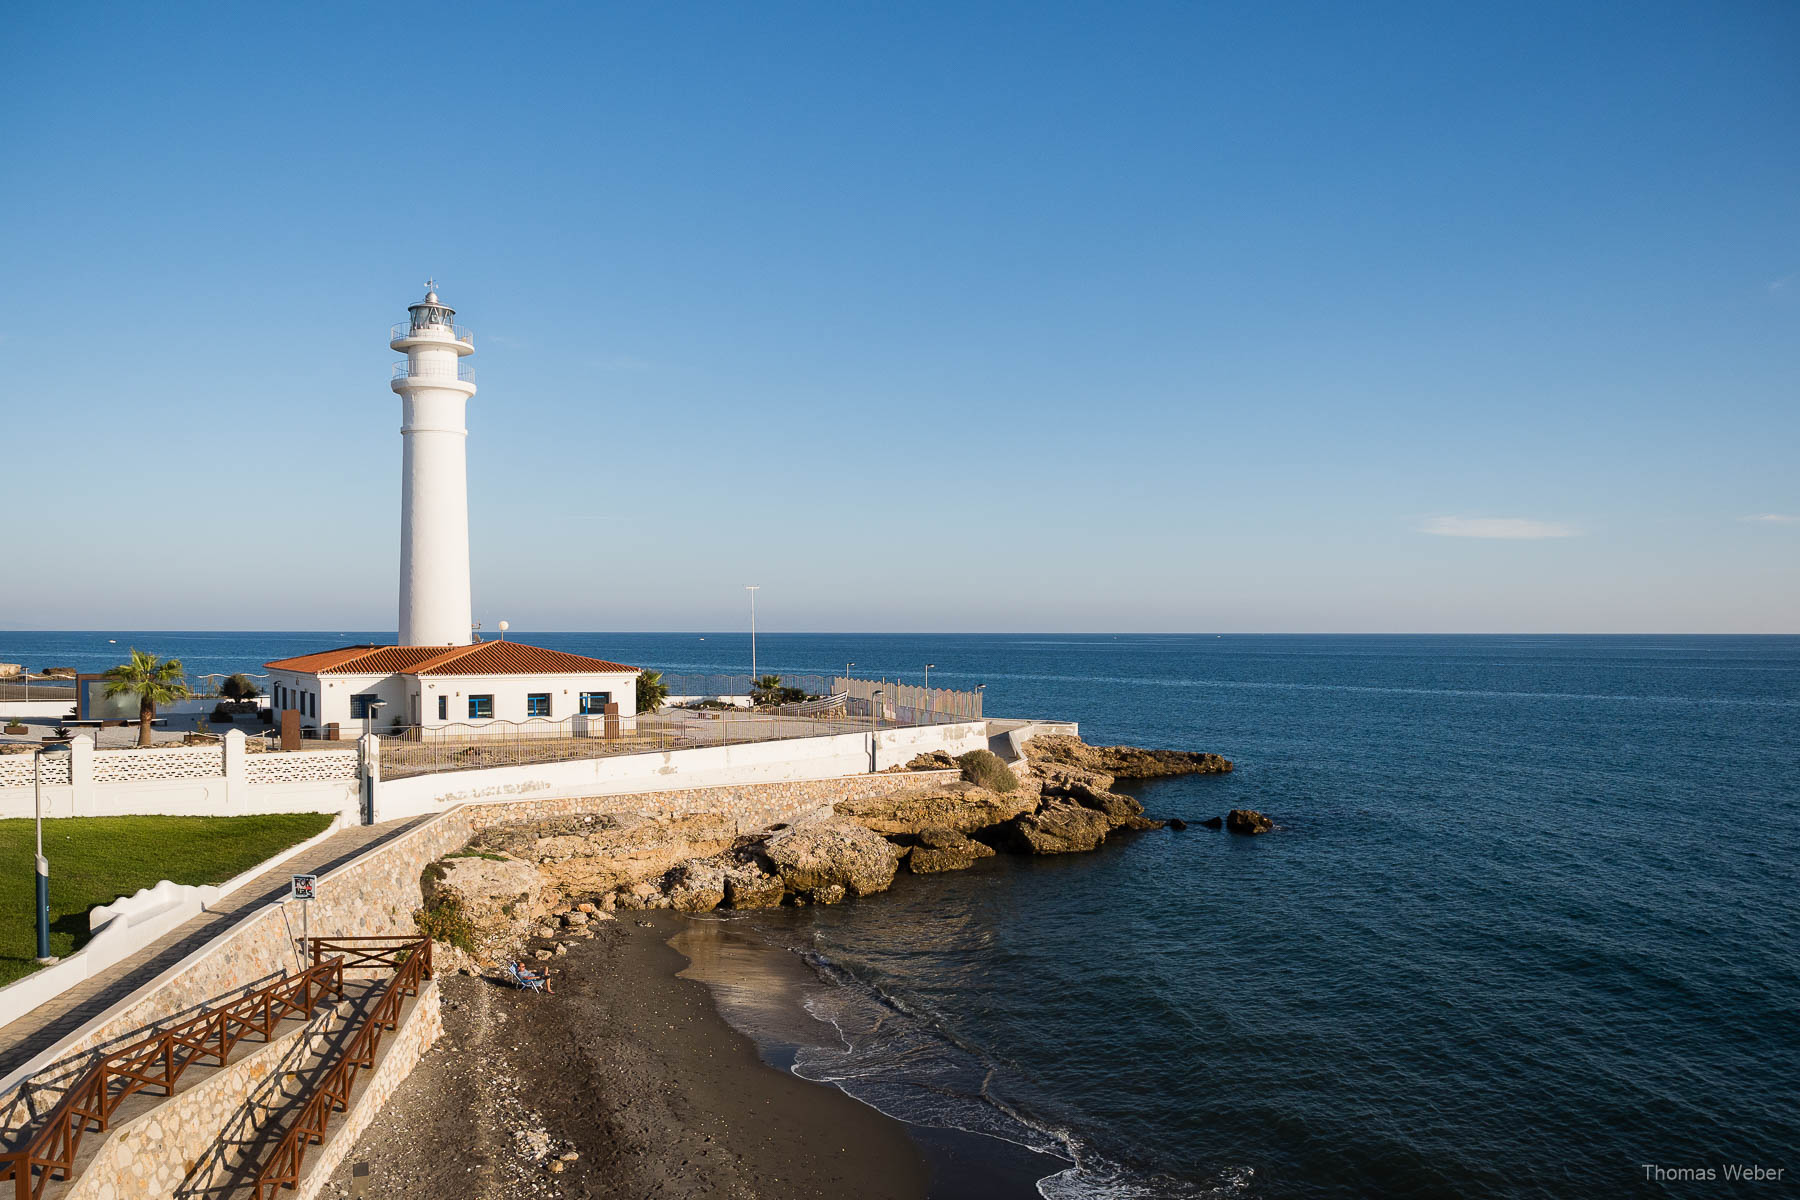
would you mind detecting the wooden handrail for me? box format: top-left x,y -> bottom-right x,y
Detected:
0,958 -> 346,1200
253,939 -> 431,1197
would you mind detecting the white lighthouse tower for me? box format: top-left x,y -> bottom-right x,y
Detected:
391,282 -> 477,646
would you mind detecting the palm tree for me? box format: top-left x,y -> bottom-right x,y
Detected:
751,674 -> 786,706
104,649 -> 192,747
636,669 -> 669,715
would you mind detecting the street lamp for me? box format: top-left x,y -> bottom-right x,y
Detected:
745,586 -> 760,682
844,662 -> 855,682
870,688 -> 884,736
366,699 -> 388,740
32,745 -> 64,964
924,663 -> 936,690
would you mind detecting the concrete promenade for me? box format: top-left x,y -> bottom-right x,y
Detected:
0,816 -> 431,1082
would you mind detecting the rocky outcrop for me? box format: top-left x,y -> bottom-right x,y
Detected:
998,800 -> 1112,855
1198,817 -> 1220,830
664,860 -> 727,912
905,828 -> 996,874
764,818 -> 903,901
1226,809 -> 1272,834
424,855 -> 543,927
474,812 -> 737,897
835,783 -> 1037,837
903,750 -> 958,771
723,861 -> 785,909
1026,734 -> 1232,779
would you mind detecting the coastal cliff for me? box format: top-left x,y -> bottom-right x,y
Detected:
425,736 -> 1235,952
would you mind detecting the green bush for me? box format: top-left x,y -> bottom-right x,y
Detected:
956,749 -> 1019,793
412,885 -> 477,954
210,703 -> 235,723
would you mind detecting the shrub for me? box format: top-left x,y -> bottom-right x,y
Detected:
956,749 -> 1019,793
210,703 -> 235,723
220,674 -> 260,702
412,884 -> 477,954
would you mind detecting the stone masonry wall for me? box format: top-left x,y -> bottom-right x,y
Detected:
291,981 -> 443,1200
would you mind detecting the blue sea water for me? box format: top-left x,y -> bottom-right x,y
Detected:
5,631 -> 1797,1196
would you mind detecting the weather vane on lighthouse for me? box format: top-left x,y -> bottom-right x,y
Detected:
423,276 -> 438,294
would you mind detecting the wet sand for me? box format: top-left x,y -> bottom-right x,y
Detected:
326,912 -> 929,1198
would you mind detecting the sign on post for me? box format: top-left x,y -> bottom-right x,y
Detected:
291,873 -> 318,965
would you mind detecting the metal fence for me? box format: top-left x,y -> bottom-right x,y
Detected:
658,672 -> 835,698
0,680 -> 77,703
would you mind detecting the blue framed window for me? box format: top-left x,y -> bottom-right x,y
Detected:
349,694 -> 379,719
580,692 -> 611,715
437,695 -> 447,720
468,695 -> 494,719
526,693 -> 551,718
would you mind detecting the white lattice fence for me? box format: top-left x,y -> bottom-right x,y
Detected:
0,755 -> 70,788
91,747 -> 223,783
244,751 -> 358,784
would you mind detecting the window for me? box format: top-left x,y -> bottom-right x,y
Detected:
580,692 -> 611,715
526,693 -> 551,718
349,694 -> 379,719
468,695 -> 494,719
437,695 -> 447,720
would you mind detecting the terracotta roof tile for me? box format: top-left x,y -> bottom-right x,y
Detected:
265,642 -> 639,677
409,642 -> 639,676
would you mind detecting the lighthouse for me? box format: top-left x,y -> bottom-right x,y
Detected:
391,283 -> 477,646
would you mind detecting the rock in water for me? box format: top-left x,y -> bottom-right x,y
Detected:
905,827 -> 997,874
1225,809 -> 1272,834
1001,801 -> 1112,854
1199,817 -> 1222,830
765,818 -> 903,900
1167,818 -> 1190,831
1026,734 -> 1233,778
723,862 -> 786,909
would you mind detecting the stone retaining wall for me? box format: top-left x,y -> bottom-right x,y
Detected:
290,982 -> 443,1200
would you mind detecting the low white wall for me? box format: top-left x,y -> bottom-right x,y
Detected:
372,720 -> 990,823
0,815 -> 345,1029
0,731 -> 361,822
0,701 -> 78,720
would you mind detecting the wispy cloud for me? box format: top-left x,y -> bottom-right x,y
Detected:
1739,513 -> 1800,524
1419,516 -> 1577,540
1769,273 -> 1796,295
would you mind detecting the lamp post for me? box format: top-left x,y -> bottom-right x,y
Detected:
366,699 -> 387,740
845,662 -> 855,682
870,688 -> 883,736
924,664 -> 936,690
745,586 -> 760,682
33,746 -> 54,963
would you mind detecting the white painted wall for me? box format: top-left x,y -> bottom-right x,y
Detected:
372,720 -> 989,823
415,670 -> 638,727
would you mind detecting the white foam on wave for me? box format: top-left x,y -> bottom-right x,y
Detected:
781,946 -> 1259,1200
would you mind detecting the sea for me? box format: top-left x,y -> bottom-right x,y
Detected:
6,631 -> 1797,1198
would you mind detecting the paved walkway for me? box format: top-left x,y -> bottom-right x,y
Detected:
0,816 -> 432,1082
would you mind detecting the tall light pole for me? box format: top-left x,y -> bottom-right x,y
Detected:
924,664 -> 936,690
33,747 -> 53,963
745,586 -> 760,683
844,662 -> 855,684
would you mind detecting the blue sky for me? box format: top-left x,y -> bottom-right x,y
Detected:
2,2 -> 1795,633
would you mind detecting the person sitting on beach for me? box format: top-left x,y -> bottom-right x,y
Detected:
512,962 -> 553,994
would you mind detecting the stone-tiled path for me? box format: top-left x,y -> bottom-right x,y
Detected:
0,816 -> 432,1082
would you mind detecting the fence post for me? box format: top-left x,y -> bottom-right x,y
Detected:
69,730 -> 95,816
222,728 -> 246,810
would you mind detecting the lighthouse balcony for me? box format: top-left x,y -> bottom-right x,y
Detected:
390,321 -> 475,352
392,360 -> 477,386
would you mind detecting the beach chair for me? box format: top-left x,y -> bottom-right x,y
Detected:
508,961 -> 548,993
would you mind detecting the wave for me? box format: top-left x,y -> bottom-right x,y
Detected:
784,946 -> 1246,1200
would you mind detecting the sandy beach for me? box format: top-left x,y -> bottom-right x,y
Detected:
326,913 -> 934,1199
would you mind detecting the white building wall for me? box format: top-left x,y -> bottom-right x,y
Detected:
415,670 -> 638,727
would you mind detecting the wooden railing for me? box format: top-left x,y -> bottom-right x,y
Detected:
302,936 -> 427,974
0,959 -> 347,1200
252,938 -> 431,1197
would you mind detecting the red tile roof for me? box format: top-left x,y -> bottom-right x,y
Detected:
265,642 -> 638,677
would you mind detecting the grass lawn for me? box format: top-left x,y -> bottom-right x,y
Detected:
0,813 -> 335,986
